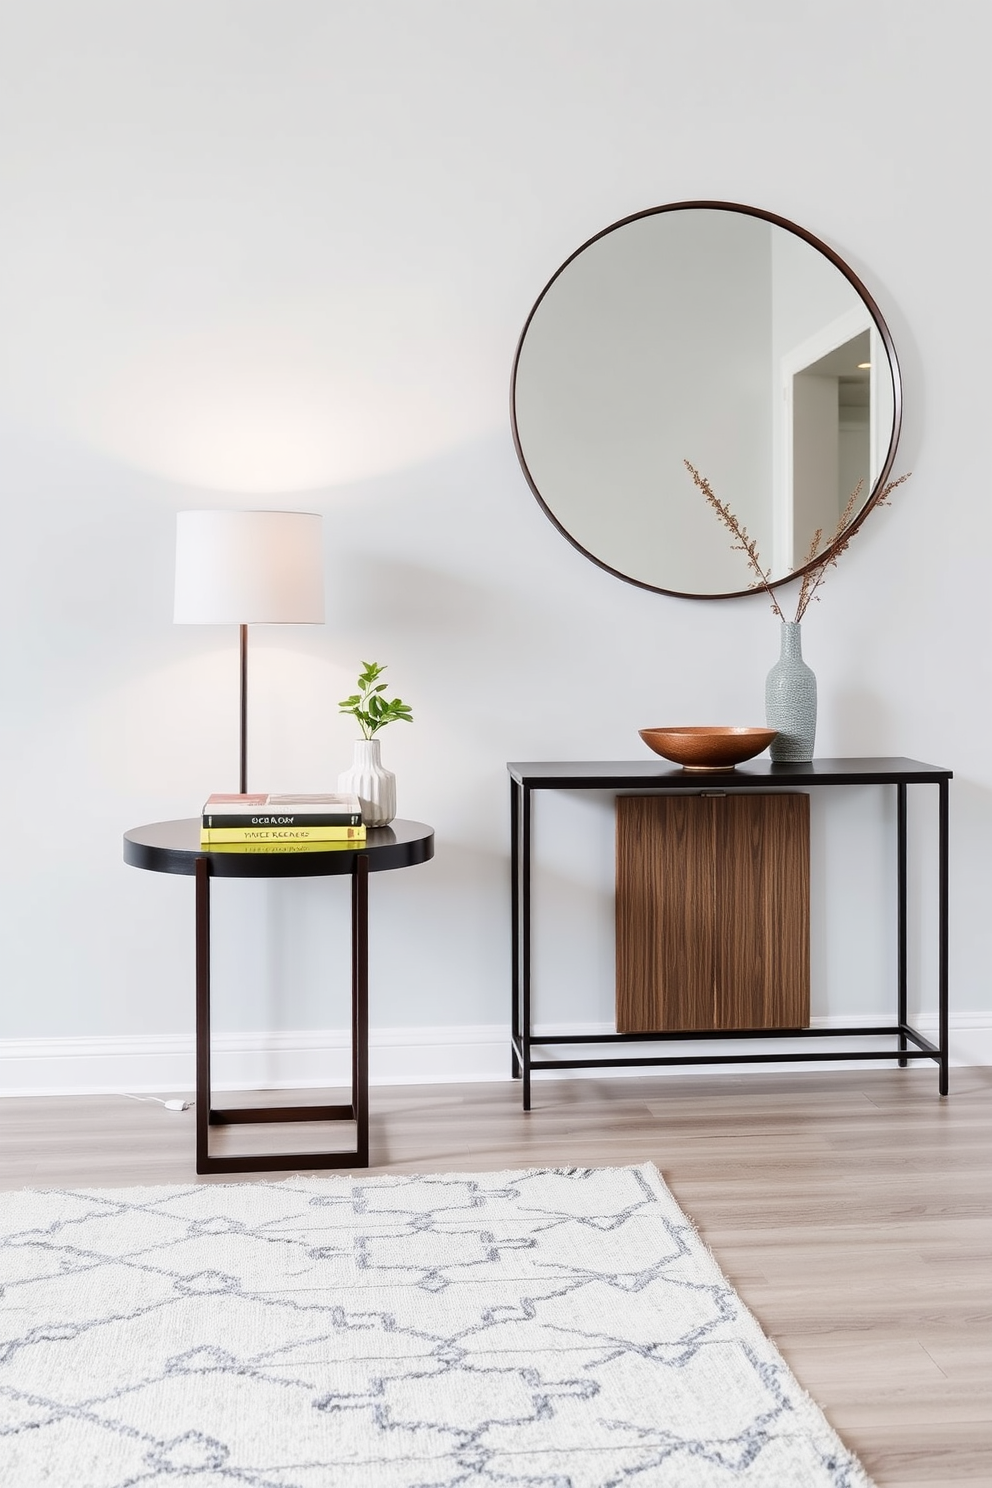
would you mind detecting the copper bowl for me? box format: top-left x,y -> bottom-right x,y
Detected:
639,726 -> 777,772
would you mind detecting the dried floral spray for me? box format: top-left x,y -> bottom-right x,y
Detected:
683,459 -> 911,620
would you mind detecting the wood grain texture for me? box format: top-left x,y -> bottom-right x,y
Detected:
1,1067 -> 990,1486
616,792 -> 809,1032
616,794 -> 716,1030
717,792 -> 809,1029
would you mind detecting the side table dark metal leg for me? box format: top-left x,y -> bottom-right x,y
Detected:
352,853 -> 370,1166
193,852 -> 371,1175
195,855 -> 211,1174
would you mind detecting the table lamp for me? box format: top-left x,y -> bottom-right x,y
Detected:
174,510 -> 325,792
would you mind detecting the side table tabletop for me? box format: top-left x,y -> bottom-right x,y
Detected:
124,818 -> 434,1174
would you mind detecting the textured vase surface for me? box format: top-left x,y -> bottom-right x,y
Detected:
765,621 -> 817,762
338,738 -> 396,827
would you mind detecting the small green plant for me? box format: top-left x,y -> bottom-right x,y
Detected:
339,661 -> 414,739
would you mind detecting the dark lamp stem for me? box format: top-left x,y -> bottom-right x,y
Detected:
239,623 -> 248,795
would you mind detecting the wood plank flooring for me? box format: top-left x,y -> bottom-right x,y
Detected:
2,1067 -> 990,1485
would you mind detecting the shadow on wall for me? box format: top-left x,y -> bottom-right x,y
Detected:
206,836 -> 516,1033
930,774 -> 992,1016
332,553 -> 522,648
205,821 -> 622,1037
827,685 -> 895,755
366,833 -> 617,1030
323,431 -> 609,649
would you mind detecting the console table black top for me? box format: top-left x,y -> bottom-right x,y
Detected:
507,757 -> 952,789
124,818 -> 435,878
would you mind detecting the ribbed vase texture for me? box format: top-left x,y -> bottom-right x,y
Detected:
338,738 -> 396,827
765,622 -> 817,762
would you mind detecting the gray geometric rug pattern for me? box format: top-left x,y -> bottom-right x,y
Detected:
0,1163 -> 874,1487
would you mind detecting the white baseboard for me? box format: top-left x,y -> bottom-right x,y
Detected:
0,1025 -> 510,1097
2,1015 -> 990,1097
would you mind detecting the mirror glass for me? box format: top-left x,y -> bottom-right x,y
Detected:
511,203 -> 901,598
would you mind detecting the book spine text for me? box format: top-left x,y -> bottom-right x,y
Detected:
201,825 -> 366,844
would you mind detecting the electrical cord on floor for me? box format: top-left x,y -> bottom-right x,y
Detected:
121,1094 -> 194,1113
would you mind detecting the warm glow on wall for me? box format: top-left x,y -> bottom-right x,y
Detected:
68,305 -> 499,492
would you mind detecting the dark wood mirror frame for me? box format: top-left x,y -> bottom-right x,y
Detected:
510,201 -> 903,600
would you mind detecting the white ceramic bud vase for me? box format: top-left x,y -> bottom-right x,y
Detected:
765,621 -> 817,762
338,738 -> 396,827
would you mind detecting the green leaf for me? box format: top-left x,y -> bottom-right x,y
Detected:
339,660 -> 414,731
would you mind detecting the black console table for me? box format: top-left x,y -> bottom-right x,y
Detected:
124,818 -> 434,1174
508,758 -> 950,1108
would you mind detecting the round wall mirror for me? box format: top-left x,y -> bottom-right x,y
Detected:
511,202 -> 902,599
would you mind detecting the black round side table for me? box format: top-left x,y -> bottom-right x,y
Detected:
124,819 -> 435,1174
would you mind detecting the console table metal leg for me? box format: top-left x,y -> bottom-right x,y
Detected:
194,855 -> 211,1173
938,778 -> 950,1096
510,776 -> 521,1080
897,783 -> 908,1066
521,783 -> 532,1112
352,853 -> 370,1166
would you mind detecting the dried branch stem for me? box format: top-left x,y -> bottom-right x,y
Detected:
685,460 -> 911,622
683,460 -> 786,620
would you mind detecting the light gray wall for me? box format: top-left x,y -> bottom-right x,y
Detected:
1,0 -> 990,1048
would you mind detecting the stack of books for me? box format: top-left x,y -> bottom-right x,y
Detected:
200,793 -> 366,854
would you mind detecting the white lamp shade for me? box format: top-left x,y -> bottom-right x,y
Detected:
174,510 -> 325,624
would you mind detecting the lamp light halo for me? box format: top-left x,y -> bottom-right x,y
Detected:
174,509 -> 325,625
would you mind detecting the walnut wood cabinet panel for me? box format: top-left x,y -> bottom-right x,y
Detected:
615,793 -> 809,1034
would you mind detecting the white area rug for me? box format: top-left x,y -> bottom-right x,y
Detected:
0,1163 -> 873,1487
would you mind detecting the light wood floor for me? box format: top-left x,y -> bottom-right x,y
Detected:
2,1067 -> 990,1486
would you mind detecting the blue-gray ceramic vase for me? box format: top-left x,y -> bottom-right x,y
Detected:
765,621 -> 817,762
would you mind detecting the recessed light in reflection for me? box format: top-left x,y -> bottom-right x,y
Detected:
857,362 -> 871,369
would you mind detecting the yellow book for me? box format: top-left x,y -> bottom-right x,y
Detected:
203,839 -> 364,855
201,824 -> 366,844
